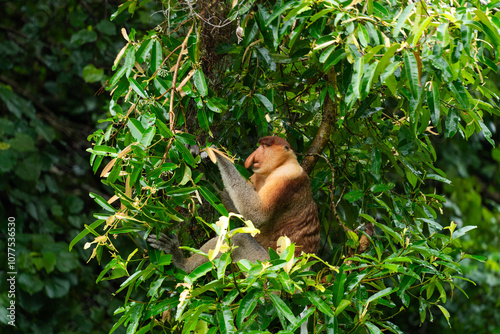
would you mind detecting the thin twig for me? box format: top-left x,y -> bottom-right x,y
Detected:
169,25 -> 194,131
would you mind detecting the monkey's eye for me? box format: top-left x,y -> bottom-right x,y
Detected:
284,145 -> 289,151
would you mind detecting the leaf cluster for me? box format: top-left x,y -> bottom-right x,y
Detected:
77,0 -> 499,333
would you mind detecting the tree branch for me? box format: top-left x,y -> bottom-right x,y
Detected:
301,69 -> 337,175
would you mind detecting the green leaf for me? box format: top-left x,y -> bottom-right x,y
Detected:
370,183 -> 395,193
186,262 -> 212,285
475,9 -> 500,45
268,293 -> 298,327
478,120 -> 495,146
127,119 -> 145,142
107,158 -> 122,183
156,119 -> 173,138
110,2 -> 130,20
365,322 -> 382,334
344,189 -> 365,203
448,80 -> 469,109
403,50 -> 419,98
324,49 -> 347,71
89,192 -> 116,212
45,277 -> 71,299
199,186 -> 226,215
90,145 -> 118,156
426,80 -> 440,126
373,222 -> 403,245
10,133 -> 35,152
374,44 -> 399,83
311,8 -> 336,24
140,126 -> 155,148
236,289 -> 261,327
69,219 -> 104,251
419,298 -> 427,323
425,174 -> 452,184
256,47 -> 276,71
437,23 -> 450,47
437,305 -> 451,327
463,254 -> 486,262
127,304 -> 144,334
360,62 -> 377,100
444,108 -> 460,138
83,64 -> 105,83
429,55 -> 453,81
109,66 -> 127,87
397,276 -> 416,307
70,29 -> 97,46
434,278 -> 448,303
367,287 -> 393,303
370,147 -> 382,175
193,69 -> 208,97
150,40 -> 162,73
255,93 -> 274,112
334,299 -> 351,316
320,45 -> 336,63
206,97 -> 227,113
136,38 -> 154,63
197,107 -> 209,130
174,138 -> 196,167
358,24 -> 370,47
332,268 -> 347,307
452,225 -> 477,240
307,292 -> 334,317
393,3 -> 416,38
182,304 -> 211,334
352,56 -> 364,100
124,46 -> 135,77
410,16 -> 432,47
129,77 -> 148,98
265,0 -> 301,25
217,304 -> 236,334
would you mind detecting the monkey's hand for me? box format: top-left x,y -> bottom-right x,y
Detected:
206,146 -> 233,164
147,233 -> 187,270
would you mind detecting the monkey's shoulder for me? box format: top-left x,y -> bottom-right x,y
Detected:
263,166 -> 313,206
266,162 -> 304,182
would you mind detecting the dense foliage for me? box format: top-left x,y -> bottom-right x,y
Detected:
74,0 -> 499,333
0,0 -> 498,334
0,1 -> 141,333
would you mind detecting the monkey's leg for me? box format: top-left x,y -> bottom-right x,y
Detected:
230,233 -> 270,263
147,233 -> 223,273
148,232 -> 269,273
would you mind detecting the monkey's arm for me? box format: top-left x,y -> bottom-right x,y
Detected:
219,189 -> 239,214
214,151 -> 271,227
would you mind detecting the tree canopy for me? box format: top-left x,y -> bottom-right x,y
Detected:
76,0 -> 500,333
1,0 -> 499,333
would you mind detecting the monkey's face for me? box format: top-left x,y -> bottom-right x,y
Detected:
244,144 -> 292,175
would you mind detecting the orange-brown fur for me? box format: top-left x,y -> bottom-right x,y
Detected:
242,137 -> 320,256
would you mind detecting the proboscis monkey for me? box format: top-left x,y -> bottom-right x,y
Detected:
148,136 -> 320,273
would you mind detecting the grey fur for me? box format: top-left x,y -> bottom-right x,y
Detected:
215,152 -> 269,227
